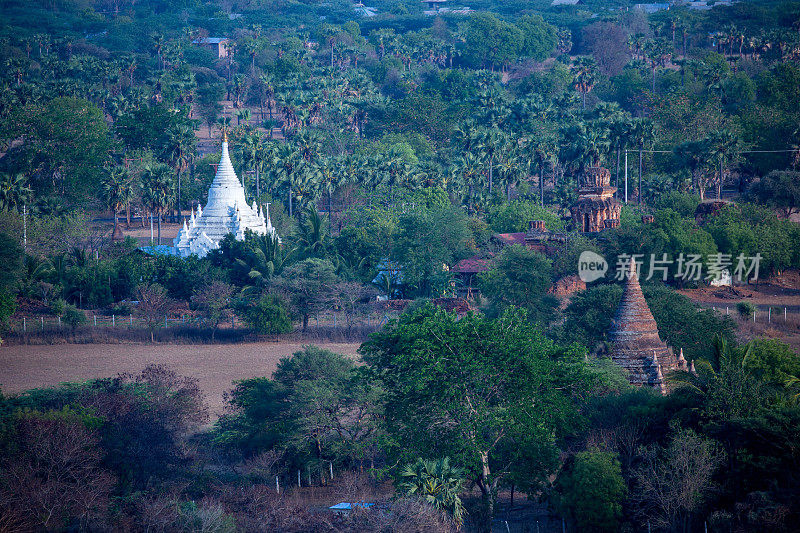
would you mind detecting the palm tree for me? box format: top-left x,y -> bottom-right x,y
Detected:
398,457 -> 466,528
0,172 -> 32,212
272,144 -> 305,217
630,118 -> 656,205
707,130 -> 741,200
378,148 -> 411,204
165,123 -> 196,218
454,152 -> 483,215
298,206 -> 329,259
495,143 -> 524,201
141,164 -> 175,245
236,108 -> 252,126
151,33 -> 165,70
644,38 -> 673,91
570,123 -> 611,173
236,232 -> 294,293
101,166 -> 134,238
241,37 -> 262,75
572,57 -> 598,109
238,131 -> 266,199
317,156 -> 346,227
674,140 -> 712,200
523,137 -> 558,206
453,119 -> 481,155
476,127 -> 506,196
608,117 -> 633,189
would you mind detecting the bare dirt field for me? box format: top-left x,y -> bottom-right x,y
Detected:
0,341 -> 361,418
678,271 -> 800,352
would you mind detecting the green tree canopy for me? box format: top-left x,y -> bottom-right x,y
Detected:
554,449 -> 627,533
361,304 -> 600,521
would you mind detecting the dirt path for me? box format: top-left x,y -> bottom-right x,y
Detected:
0,342 -> 361,417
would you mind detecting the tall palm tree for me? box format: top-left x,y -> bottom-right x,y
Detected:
272,144 -> 302,217
707,129 -> 741,200
608,117 -> 633,189
141,164 -> 175,245
378,148 -> 411,204
570,123 -> 611,173
476,127 -> 506,196
571,56 -> 598,109
495,143 -> 523,201
317,156 -> 346,227
238,131 -> 266,199
630,118 -> 656,205
643,38 -> 673,91
101,166 -> 134,238
454,152 -> 483,215
165,123 -> 196,218
453,119 -> 481,155
675,139 -> 713,201
524,137 -> 558,206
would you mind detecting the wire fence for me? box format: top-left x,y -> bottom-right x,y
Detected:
706,303 -> 800,323
6,309 -> 400,335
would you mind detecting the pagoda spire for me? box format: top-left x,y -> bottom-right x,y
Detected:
607,258 -> 679,393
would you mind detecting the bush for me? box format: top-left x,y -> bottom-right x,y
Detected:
0,290 -> 17,331
554,449 -> 627,533
62,304 -> 87,330
50,298 -> 66,317
737,301 -> 757,318
110,301 -> 132,316
238,294 -> 292,335
485,200 -> 565,234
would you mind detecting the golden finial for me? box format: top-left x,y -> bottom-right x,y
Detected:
222,130 -> 228,143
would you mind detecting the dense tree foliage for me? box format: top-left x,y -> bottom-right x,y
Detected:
1,0 -> 800,529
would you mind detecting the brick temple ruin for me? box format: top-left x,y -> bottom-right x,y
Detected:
607,260 -> 690,393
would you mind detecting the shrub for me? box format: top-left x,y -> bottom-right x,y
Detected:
554,449 -> 627,533
62,304 -> 87,331
0,290 -> 16,334
737,301 -> 757,318
397,457 -> 466,527
238,294 -> 292,335
110,301 -> 132,316
49,298 -> 66,317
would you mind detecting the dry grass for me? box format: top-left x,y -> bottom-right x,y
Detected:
0,341 -> 362,418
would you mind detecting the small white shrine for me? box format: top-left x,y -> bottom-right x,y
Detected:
174,134 -> 278,258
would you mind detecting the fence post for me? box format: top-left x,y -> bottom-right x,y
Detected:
726,306 -> 729,315
130,314 -> 133,326
41,316 -> 44,330
94,315 -> 97,327
58,316 -> 61,328
329,461 -> 333,480
769,307 -> 771,323
276,476 -> 280,493
785,307 -> 788,322
297,470 -> 301,488
753,310 -> 756,322
112,314 -> 115,327
23,317 -> 26,332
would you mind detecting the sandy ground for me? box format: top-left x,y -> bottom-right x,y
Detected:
0,342 -> 361,418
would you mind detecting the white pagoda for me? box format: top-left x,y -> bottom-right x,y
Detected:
174,134 -> 278,258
